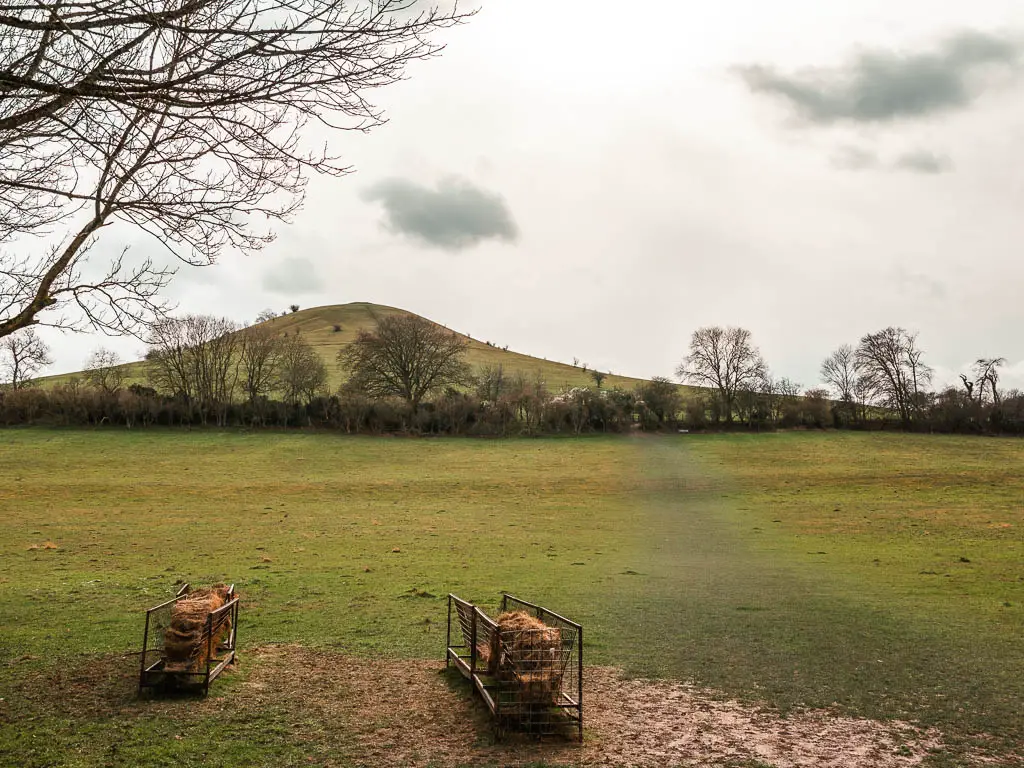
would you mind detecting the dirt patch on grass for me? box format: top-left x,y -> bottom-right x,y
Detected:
583,669 -> 943,768
241,646 -> 944,767
2,652 -> 140,722
3,646 -> 982,767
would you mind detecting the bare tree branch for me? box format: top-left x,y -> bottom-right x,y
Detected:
1,0 -> 473,338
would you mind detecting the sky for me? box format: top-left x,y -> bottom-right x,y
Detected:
37,0 -> 1024,392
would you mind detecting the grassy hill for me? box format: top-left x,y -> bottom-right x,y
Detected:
43,302 -> 667,394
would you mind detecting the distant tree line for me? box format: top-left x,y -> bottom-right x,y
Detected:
677,324 -> 1023,434
818,328 -> 1018,434
0,316 -> 1021,435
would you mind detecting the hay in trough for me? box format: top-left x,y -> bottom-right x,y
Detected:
163,583 -> 234,672
488,611 -> 564,706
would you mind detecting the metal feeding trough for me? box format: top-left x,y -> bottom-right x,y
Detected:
446,593 -> 583,741
138,583 -> 240,696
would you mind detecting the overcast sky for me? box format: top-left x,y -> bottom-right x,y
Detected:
41,0 -> 1024,392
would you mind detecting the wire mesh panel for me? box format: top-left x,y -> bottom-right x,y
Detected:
446,593 -> 583,741
139,583 -> 239,696
500,594 -> 582,741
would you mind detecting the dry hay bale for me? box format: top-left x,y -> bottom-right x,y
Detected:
496,611 -> 562,669
162,583 -> 236,672
492,611 -> 563,705
517,671 -> 559,699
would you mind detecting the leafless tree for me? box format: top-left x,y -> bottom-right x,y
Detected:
193,318 -> 241,424
0,327 -> 52,387
146,320 -> 193,402
84,346 -> 125,394
761,374 -> 800,424
475,363 -> 507,402
255,309 -> 278,324
238,324 -> 283,406
508,369 -> 548,434
821,344 -> 858,403
145,314 -> 238,423
959,373 -> 976,403
675,326 -> 767,424
973,357 -> 1006,405
277,333 -> 326,406
339,313 -> 470,411
776,376 -> 801,398
0,1 -> 471,340
854,327 -> 933,427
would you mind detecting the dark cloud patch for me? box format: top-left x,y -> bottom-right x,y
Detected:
739,30 -> 1023,124
893,149 -> 954,174
262,256 -> 322,295
829,146 -> 954,174
362,177 -> 518,251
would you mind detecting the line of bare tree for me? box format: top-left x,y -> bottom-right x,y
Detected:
2,312 -> 1021,434
675,324 -> 1019,433
675,325 -> 822,428
820,328 -> 1011,431
143,315 -> 327,425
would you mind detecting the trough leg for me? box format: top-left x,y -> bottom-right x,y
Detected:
204,615 -> 213,696
578,624 -> 584,742
233,600 -> 240,662
138,611 -> 151,696
445,595 -> 452,667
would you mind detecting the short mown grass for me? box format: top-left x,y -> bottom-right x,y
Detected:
0,429 -> 1020,767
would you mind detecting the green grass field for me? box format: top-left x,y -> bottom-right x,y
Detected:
0,430 -> 1021,767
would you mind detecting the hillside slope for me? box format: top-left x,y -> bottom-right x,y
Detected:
260,302 -> 656,391
44,302 -> 668,393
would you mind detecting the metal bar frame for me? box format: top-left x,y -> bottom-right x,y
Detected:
446,592 -> 583,742
138,584 -> 238,697
446,593 -> 476,678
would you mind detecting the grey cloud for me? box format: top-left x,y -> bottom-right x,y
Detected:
362,177 -> 518,251
829,146 -> 954,174
831,145 -> 880,171
893,149 -> 954,174
739,30 -> 1023,124
262,256 -> 322,295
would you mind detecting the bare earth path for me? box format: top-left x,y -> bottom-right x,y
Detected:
248,646 -> 944,768
12,645 -> 952,768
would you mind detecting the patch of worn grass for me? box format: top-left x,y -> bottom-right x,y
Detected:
0,430 -> 1022,767
595,433 -> 1023,765
0,431 -> 640,665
